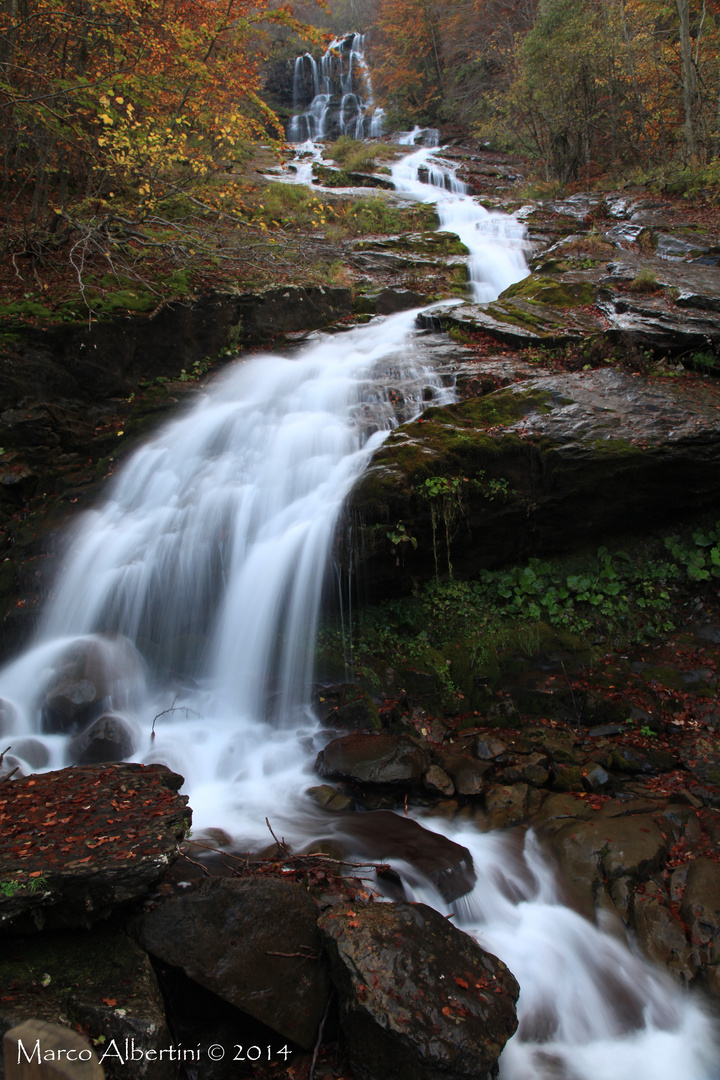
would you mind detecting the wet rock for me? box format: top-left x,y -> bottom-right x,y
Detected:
423,764 -> 455,796
6,736 -> 50,769
349,367 -> 720,593
538,808 -> 668,921
40,634 -> 144,734
436,751 -> 490,796
307,784 -> 354,812
316,733 -> 427,786
553,765 -> 584,791
680,857 -> 720,993
232,284 -> 352,346
484,783 -> 529,829
68,713 -> 137,765
518,752 -> 550,787
0,925 -> 173,1080
633,881 -> 696,985
136,877 -> 330,1049
584,762 -> 610,792
318,902 -> 519,1080
475,735 -> 507,760
327,810 -> 476,902
0,753 -> 25,779
0,763 -> 190,930
356,287 -> 427,316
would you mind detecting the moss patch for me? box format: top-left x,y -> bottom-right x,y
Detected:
500,275 -> 598,308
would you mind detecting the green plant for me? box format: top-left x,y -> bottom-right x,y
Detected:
665,523 -> 720,581
387,522 -> 417,565
627,267 -> 659,293
420,475 -> 464,579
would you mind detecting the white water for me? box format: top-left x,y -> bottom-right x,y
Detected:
391,143 -> 528,301
0,133 -> 717,1080
287,33 -> 383,143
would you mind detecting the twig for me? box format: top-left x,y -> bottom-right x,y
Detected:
178,849 -> 213,877
0,767 -> 19,783
0,746 -> 11,766
266,948 -> 320,960
265,817 -> 292,856
150,695 -> 200,739
308,992 -> 333,1080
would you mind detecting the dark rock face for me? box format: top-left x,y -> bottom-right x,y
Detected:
318,902 -> 519,1080
0,763 -> 190,930
0,925 -> 174,1080
135,877 -> 330,1050
316,733 -> 427,786
347,369 -> 720,594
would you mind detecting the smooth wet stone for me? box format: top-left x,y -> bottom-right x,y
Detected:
136,877 -> 330,1049
436,751 -> 490,796
40,635 -> 144,735
7,736 -> 50,769
475,735 -> 507,760
681,857 -> 720,986
68,713 -> 136,765
316,733 -> 427,786
318,902 -> 519,1080
328,810 -> 476,902
307,784 -> 354,812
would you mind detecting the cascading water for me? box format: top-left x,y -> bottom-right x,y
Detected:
287,33 -> 383,143
391,136 -> 528,301
0,125 -> 718,1080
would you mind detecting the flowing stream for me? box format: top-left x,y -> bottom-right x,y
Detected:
0,132 -> 717,1077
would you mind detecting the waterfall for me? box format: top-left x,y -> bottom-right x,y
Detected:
391,142 -> 528,302
287,33 -> 383,143
0,124 -> 717,1079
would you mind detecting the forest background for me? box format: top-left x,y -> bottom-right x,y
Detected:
1,0 -> 718,315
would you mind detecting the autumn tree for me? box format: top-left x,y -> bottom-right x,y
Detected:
0,0 -> 317,223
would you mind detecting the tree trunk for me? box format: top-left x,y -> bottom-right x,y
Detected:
676,0 -> 697,159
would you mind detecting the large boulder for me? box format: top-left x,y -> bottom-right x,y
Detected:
316,733 -> 427,786
135,877 -> 330,1050
318,902 -> 519,1080
40,634 -> 145,735
0,763 -> 190,930
347,369 -> 720,592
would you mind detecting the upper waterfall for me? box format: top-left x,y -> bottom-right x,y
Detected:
287,33 -> 384,142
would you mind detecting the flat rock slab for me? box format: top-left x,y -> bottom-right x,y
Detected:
0,925 -> 173,1080
0,763 -> 190,930
135,876 -> 330,1050
318,901 -> 519,1080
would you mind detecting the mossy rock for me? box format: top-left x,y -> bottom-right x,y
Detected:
499,275 -> 598,309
